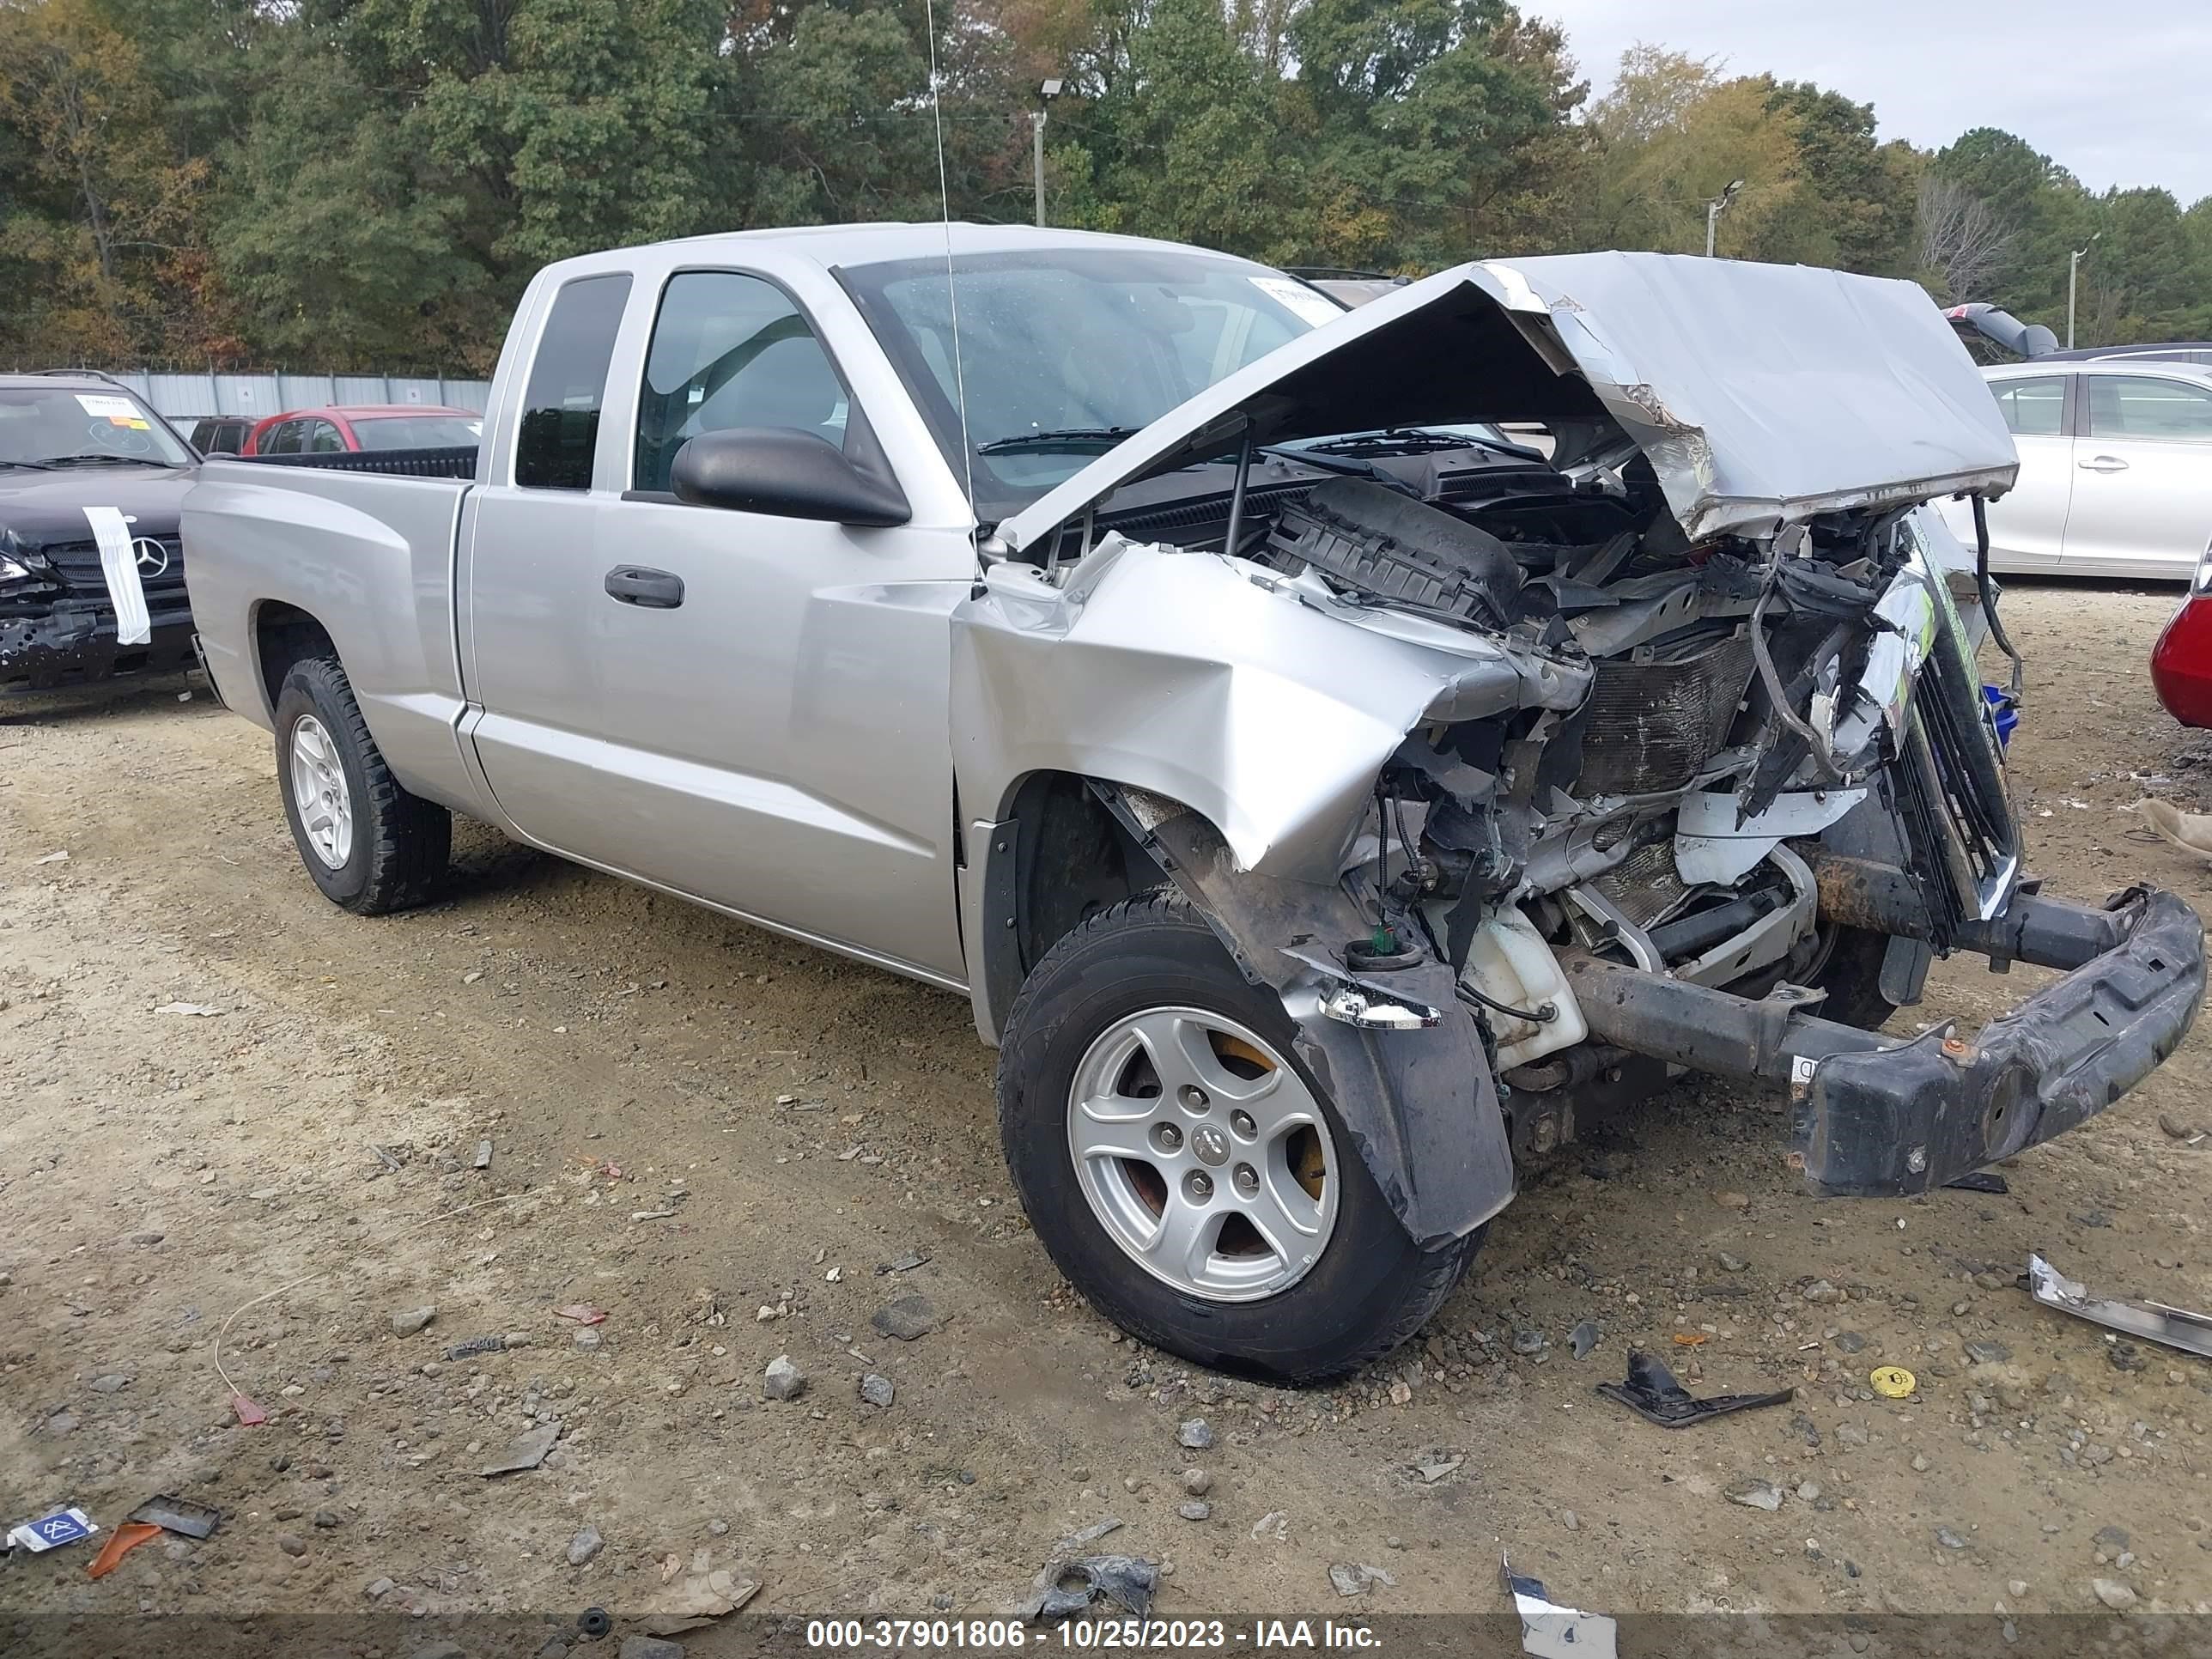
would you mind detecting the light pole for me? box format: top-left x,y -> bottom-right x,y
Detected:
1032,78 -> 1063,228
1705,179 -> 1744,257
2067,232 -> 2102,349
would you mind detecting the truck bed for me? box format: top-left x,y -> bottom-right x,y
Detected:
182,456 -> 482,813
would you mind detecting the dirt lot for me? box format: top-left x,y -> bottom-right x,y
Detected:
3,582 -> 2210,1627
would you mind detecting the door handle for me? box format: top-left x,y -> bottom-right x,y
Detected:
604,566 -> 684,608
2077,455 -> 2130,472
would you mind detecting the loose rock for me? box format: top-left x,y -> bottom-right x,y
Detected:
1726,1480 -> 1784,1512
1177,1502 -> 1212,1522
618,1638 -> 688,1659
277,1534 -> 307,1558
1177,1419 -> 1214,1450
2092,1578 -> 2138,1612
1182,1468 -> 1211,1497
390,1307 -> 436,1338
764,1355 -> 806,1401
567,1524 -> 604,1566
859,1373 -> 894,1408
1328,1562 -> 1395,1597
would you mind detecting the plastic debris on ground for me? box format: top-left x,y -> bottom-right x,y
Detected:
1024,1555 -> 1159,1622
1942,1170 -> 2008,1194
2137,798 -> 2212,864
2027,1252 -> 2212,1359
88,1522 -> 163,1579
554,1304 -> 609,1325
1870,1365 -> 1917,1398
1502,1554 -> 1618,1659
7,1508 -> 100,1553
128,1494 -> 222,1540
1593,1348 -> 1793,1428
154,1002 -> 226,1017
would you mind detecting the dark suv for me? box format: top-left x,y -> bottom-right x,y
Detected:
0,372 -> 200,692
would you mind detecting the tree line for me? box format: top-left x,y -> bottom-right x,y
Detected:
3,0 -> 2206,374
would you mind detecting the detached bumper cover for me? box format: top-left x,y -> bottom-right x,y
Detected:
1795,887 -> 2204,1194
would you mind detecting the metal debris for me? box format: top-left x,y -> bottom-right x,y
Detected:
127,1494 -> 221,1540
1502,1554 -> 1618,1659
445,1334 -> 507,1360
877,1250 -> 929,1274
6,1507 -> 99,1554
1595,1348 -> 1794,1428
2027,1252 -> 2212,1359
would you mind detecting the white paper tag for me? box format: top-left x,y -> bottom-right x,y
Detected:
1250,275 -> 1349,328
83,506 -> 153,646
76,392 -> 150,428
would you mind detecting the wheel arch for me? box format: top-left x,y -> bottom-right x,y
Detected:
250,599 -> 338,723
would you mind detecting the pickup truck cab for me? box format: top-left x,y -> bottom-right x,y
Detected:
184,225 -> 2205,1383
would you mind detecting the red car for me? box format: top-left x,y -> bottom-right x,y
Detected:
2153,575 -> 2212,728
241,404 -> 482,457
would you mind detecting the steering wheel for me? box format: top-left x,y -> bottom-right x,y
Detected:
85,417 -> 156,457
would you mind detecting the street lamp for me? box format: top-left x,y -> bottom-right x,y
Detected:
1032,78 -> 1064,228
2068,231 -> 2102,349
1705,179 -> 1745,258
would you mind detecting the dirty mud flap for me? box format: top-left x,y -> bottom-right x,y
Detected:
1122,793 -> 1516,1249
1795,888 -> 2204,1194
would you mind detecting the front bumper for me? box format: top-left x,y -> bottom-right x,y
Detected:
1,600 -> 198,692
1563,885 -> 2206,1196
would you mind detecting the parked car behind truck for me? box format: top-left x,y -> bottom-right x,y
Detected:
182,225 -> 2205,1383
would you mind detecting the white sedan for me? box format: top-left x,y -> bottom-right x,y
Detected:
1941,359 -> 2212,578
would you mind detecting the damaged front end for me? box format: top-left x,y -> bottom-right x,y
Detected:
1,522 -> 196,692
957,251 -> 2204,1251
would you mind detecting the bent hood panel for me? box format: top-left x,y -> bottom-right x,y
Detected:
1000,252 -> 2019,551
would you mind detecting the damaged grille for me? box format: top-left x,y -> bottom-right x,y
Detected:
1575,629 -> 1755,797
40,537 -> 188,605
1895,645 -> 2019,948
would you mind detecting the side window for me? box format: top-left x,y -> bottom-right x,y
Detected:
516,272 -> 634,489
262,420 -> 302,455
309,421 -> 345,453
2087,375 -> 2212,441
634,270 -> 849,495
1991,376 -> 2064,437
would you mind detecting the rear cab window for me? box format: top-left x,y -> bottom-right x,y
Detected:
516,272 -> 634,489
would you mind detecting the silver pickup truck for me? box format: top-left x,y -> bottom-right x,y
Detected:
184,224 -> 2204,1384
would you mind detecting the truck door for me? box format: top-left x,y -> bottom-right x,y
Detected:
461,266 -> 974,982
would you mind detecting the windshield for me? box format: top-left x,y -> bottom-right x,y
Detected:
838,248 -> 1340,523
0,386 -> 192,467
354,414 -> 483,451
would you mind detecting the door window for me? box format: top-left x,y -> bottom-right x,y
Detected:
261,419 -> 305,454
633,271 -> 850,495
2087,375 -> 2212,441
1990,376 -> 2065,437
516,272 -> 634,489
307,421 -> 345,453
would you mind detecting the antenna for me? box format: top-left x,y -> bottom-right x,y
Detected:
921,0 -> 976,521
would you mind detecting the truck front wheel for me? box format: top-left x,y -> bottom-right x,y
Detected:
273,656 -> 450,915
996,891 -> 1481,1385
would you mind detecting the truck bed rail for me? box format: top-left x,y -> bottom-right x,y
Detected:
226,446 -> 479,480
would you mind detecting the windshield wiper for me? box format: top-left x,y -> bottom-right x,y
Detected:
0,459 -> 62,471
30,453 -> 179,469
977,426 -> 1142,455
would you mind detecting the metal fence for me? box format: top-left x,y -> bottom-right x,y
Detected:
46,370 -> 494,421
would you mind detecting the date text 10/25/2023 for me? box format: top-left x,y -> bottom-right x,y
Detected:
803,1620 -> 1387,1651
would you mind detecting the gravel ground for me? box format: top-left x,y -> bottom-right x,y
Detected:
2,581 -> 2209,1625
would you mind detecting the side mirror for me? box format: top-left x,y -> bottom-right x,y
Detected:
670,427 -> 909,526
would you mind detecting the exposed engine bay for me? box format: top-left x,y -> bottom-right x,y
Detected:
1021,428 -> 2014,1158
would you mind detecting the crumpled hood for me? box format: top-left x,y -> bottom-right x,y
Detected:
1000,252 -> 2019,551
0,465 -> 193,553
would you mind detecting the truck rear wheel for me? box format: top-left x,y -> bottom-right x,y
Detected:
273,656 -> 449,915
996,890 -> 1482,1385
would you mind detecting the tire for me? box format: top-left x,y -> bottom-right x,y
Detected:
1806,923 -> 1900,1030
997,890 -> 1483,1386
273,655 -> 450,915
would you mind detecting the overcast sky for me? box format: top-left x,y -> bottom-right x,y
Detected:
1540,0 -> 2212,207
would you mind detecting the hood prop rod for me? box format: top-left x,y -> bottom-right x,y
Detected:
1221,421 -> 1255,558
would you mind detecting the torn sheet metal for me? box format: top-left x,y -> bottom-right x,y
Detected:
1000,252 -> 2017,553
2027,1253 -> 2212,1359
954,536 -> 1588,884
83,506 -> 152,647
1595,1348 -> 1796,1428
1502,1555 -> 1618,1659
